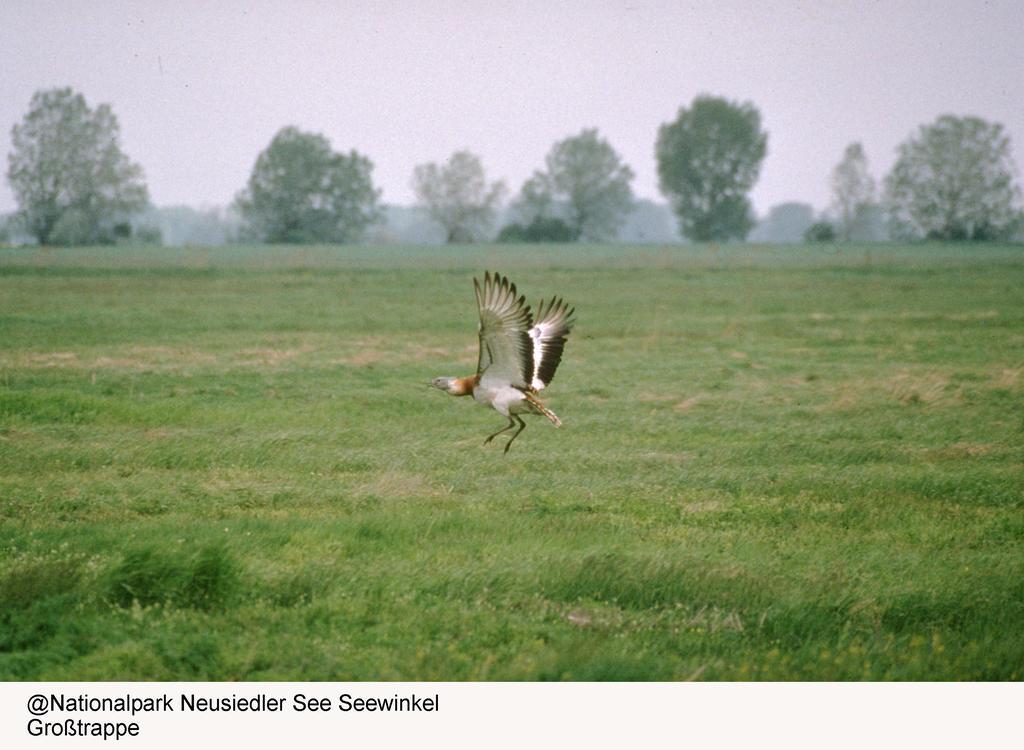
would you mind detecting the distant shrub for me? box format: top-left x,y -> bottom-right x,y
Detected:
496,223 -> 527,242
804,221 -> 837,243
497,216 -> 577,243
43,214 -> 155,246
133,225 -> 163,245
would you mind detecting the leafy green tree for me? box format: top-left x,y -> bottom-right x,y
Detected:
846,202 -> 888,242
546,129 -> 634,240
6,87 -> 148,245
510,172 -> 556,225
884,115 -> 1022,241
517,129 -> 634,241
412,151 -> 505,243
235,127 -> 381,244
656,95 -> 767,242
831,143 -> 876,241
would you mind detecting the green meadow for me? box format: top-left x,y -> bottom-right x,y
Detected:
1,242 -> 1022,680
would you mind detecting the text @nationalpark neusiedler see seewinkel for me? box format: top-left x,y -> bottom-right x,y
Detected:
24,691 -> 440,739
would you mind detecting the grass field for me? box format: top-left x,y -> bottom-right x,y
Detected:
1,242 -> 1022,680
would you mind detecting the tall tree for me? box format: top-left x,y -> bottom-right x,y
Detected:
6,87 -> 148,245
541,129 -> 634,241
510,171 -> 555,225
884,115 -> 1022,240
656,95 -> 767,242
412,151 -> 505,243
235,127 -> 381,243
831,143 -> 876,241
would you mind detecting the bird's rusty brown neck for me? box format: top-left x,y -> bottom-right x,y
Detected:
451,374 -> 480,396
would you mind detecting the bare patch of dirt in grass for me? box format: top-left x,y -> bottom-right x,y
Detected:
680,606 -> 745,633
567,609 -> 593,626
892,372 -> 953,405
233,347 -> 310,367
91,357 -> 147,369
673,396 -> 702,412
357,470 -> 450,499
641,451 -> 693,464
348,349 -> 388,367
822,369 -> 968,411
20,351 -> 80,367
197,470 -> 305,512
328,337 -> 455,368
8,346 -> 224,372
680,499 -> 725,514
636,392 -> 677,403
90,346 -> 216,371
823,385 -> 861,411
945,309 -> 1000,321
636,392 -> 688,411
926,442 -> 1000,460
123,346 -> 218,369
994,366 -> 1022,389
406,344 -> 453,361
560,604 -> 625,629
0,427 -> 40,443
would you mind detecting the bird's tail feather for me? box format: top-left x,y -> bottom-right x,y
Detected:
524,392 -> 561,427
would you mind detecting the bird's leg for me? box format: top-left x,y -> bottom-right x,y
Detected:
484,416 -> 516,445
503,415 -> 527,455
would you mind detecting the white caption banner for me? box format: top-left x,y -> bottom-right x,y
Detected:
1,682 -> 1020,749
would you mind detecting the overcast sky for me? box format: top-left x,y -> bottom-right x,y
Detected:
1,0 -> 1022,217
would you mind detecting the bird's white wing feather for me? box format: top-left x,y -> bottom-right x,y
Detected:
475,272 -> 534,390
528,296 -> 575,390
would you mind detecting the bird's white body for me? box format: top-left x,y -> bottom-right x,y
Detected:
474,382 -> 529,417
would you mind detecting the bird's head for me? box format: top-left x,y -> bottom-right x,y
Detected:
430,376 -> 459,395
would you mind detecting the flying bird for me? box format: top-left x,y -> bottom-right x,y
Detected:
431,271 -> 575,453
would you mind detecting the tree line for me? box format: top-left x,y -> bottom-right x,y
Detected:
4,87 -> 1022,246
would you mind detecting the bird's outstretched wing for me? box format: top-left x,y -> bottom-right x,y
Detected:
529,296 -> 575,390
475,271 -> 534,389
